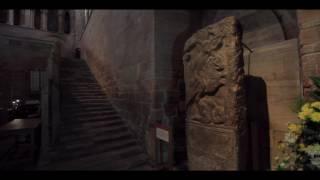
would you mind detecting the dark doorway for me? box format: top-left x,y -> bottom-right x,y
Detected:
34,10 -> 41,30
47,10 -> 58,32
0,10 -> 8,23
245,75 -> 271,170
13,10 -> 21,25
64,11 -> 71,34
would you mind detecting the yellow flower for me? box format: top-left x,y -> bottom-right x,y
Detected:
278,143 -> 285,150
310,112 -> 320,122
301,103 -> 311,112
298,103 -> 314,120
311,101 -> 320,110
288,123 -> 302,134
299,143 -> 305,149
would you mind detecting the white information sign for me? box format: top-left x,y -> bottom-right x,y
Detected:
156,127 -> 169,142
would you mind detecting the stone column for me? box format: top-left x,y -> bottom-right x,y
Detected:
29,10 -> 34,28
58,10 -> 64,33
22,9 -> 32,27
41,10 -> 47,31
183,16 -> 248,170
7,9 -> 14,25
297,10 -> 320,99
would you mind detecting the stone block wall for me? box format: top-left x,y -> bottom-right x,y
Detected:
297,10 -> 320,98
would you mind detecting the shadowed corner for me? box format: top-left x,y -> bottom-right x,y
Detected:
244,75 -> 270,170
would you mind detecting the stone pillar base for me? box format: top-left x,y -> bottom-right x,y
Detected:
187,122 -> 248,170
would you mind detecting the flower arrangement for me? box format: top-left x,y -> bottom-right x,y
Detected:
275,77 -> 320,170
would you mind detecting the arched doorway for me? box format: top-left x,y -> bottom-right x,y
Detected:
34,10 -> 41,29
0,10 -> 8,23
47,10 -> 58,32
64,11 -> 71,34
13,10 -> 21,25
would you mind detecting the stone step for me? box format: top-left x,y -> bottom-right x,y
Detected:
62,95 -> 108,101
60,118 -> 125,133
62,112 -> 120,121
64,88 -> 104,93
60,80 -> 97,84
60,72 -> 92,77
60,71 -> 91,75
61,106 -> 115,113
49,146 -> 143,170
60,65 -> 90,69
80,117 -> 124,127
62,86 -> 101,90
61,85 -> 101,90
60,59 -> 88,66
61,107 -> 115,114
61,100 -> 113,109
60,66 -> 90,69
60,123 -> 127,139
60,123 -> 128,136
61,81 -> 99,85
58,129 -> 132,144
58,120 -> 124,136
64,110 -> 117,118
56,138 -> 137,158
62,96 -> 109,103
81,153 -> 149,170
62,90 -> 105,95
55,136 -> 136,156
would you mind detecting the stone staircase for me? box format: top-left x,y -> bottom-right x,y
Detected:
38,58 -> 152,170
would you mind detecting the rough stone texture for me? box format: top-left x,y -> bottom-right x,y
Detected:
183,17 -> 247,170
243,39 -> 301,169
298,10 -> 320,98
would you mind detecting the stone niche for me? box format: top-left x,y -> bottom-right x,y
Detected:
183,16 -> 247,170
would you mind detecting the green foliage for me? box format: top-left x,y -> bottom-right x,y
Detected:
310,76 -> 320,101
291,97 -> 307,113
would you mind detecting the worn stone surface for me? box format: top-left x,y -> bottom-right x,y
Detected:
298,10 -> 320,99
183,16 -> 246,170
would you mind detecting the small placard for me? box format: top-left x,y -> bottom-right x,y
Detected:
156,127 -> 169,142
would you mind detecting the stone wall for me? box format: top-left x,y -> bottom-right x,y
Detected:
297,10 -> 320,98
79,10 -> 156,160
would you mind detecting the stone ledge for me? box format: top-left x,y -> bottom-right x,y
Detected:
301,42 -> 320,55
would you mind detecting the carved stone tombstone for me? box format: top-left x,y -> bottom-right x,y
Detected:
183,17 -> 247,170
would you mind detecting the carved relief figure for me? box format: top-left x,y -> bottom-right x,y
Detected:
183,16 -> 244,126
